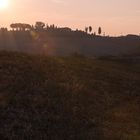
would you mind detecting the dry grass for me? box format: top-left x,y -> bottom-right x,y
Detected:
0,51 -> 140,139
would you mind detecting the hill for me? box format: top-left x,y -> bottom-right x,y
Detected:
0,30 -> 140,56
0,51 -> 140,139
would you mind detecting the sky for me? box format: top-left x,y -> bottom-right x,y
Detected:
0,0 -> 140,35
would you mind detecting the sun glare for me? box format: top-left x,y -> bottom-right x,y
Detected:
0,0 -> 9,10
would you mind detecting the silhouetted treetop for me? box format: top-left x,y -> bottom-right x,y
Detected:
10,23 -> 31,31
89,26 -> 92,33
98,27 -> 102,35
35,21 -> 45,31
85,27 -> 88,33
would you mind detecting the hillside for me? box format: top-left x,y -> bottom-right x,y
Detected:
0,51 -> 140,139
0,30 -> 140,56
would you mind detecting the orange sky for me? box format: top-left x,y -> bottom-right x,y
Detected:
0,0 -> 140,35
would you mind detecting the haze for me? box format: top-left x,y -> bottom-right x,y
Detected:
0,0 -> 140,35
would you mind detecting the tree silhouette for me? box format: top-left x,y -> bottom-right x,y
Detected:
24,24 -> 32,30
98,27 -> 102,35
85,27 -> 88,33
10,23 -> 17,31
35,22 -> 45,31
10,23 -> 31,31
0,28 -> 7,32
89,26 -> 92,33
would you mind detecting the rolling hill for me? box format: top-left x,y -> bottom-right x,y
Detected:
0,30 -> 140,57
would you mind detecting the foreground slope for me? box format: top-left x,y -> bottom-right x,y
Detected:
0,51 -> 140,139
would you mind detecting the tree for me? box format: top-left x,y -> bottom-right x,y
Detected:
98,27 -> 102,35
10,23 -> 31,31
89,26 -> 92,33
46,24 -> 49,29
24,24 -> 32,30
35,21 -> 45,30
0,28 -> 7,32
85,27 -> 88,33
10,23 -> 17,31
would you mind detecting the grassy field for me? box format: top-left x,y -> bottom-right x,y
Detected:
0,51 -> 140,140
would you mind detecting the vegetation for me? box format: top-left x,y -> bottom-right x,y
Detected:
7,22 -> 97,34
98,27 -> 102,35
0,51 -> 140,139
89,26 -> 92,34
10,23 -> 32,31
85,26 -> 93,34
35,21 -> 45,31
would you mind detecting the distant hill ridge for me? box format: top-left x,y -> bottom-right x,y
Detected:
0,29 -> 140,56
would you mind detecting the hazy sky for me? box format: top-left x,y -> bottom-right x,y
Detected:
0,0 -> 140,35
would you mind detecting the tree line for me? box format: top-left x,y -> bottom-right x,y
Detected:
0,21 -> 103,36
9,22 -> 71,31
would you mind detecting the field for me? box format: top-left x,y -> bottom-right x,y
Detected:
0,51 -> 140,139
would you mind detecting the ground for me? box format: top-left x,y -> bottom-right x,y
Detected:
0,51 -> 140,139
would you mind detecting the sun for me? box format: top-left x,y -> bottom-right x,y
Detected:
0,0 -> 9,10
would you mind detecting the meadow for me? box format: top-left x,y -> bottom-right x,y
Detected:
0,51 -> 140,139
